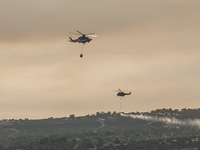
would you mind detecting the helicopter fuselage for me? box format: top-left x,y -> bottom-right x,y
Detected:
69,35 -> 92,44
117,92 -> 131,97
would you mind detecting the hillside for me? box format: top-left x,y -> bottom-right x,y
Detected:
1,108 -> 200,149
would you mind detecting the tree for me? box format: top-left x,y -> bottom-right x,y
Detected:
96,137 -> 104,147
69,114 -> 75,119
79,138 -> 94,149
114,137 -> 120,144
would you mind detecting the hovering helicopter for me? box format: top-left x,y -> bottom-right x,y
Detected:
115,89 -> 131,97
68,30 -> 95,44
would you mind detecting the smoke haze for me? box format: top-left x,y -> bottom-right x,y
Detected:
121,113 -> 200,129
0,0 -> 200,119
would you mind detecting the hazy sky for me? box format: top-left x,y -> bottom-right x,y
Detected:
0,0 -> 200,119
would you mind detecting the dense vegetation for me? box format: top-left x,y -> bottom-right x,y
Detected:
1,135 -> 200,150
1,108 -> 200,149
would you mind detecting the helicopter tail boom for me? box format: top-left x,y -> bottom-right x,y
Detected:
68,37 -> 78,43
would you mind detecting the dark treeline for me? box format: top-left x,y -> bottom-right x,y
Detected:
149,108 -> 200,119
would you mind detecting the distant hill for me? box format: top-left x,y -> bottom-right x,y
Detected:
1,108 -> 200,149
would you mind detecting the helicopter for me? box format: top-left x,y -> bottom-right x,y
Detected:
68,30 -> 95,44
115,89 -> 131,97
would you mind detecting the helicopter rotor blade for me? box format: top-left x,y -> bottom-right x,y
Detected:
88,35 -> 98,37
76,30 -> 85,35
70,31 -> 96,36
69,32 -> 81,35
124,90 -> 130,92
86,33 -> 95,35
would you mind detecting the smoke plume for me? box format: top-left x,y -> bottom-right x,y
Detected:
120,113 -> 200,129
